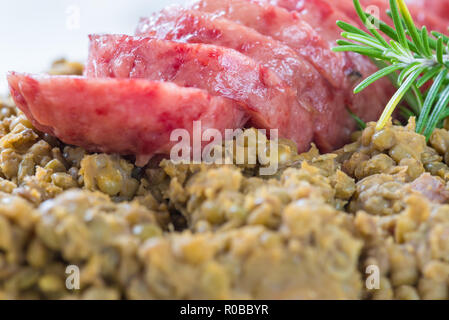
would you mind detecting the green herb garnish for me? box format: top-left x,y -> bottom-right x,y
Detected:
333,0 -> 449,139
348,108 -> 367,129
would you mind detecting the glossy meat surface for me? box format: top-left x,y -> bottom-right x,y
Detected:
7,73 -> 248,165
264,0 -> 395,122
191,0 -> 393,132
86,34 -> 314,152
191,0 -> 345,89
136,7 -> 354,151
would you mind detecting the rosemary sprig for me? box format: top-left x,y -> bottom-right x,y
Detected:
333,0 -> 449,139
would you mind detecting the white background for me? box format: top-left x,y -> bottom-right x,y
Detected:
0,0 -> 184,92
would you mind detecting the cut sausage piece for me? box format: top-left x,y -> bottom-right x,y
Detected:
136,7 -> 354,151
409,173 -> 449,203
136,7 -> 316,109
190,0 -> 344,89
405,2 -> 449,32
407,0 -> 449,22
86,34 -> 313,152
269,0 -> 351,42
7,72 -> 249,166
191,0 -> 393,127
266,0 -> 373,81
262,0 -> 394,123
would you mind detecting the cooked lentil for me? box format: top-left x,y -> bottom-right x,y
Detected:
0,63 -> 448,299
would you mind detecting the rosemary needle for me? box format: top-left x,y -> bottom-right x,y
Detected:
333,0 -> 449,140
